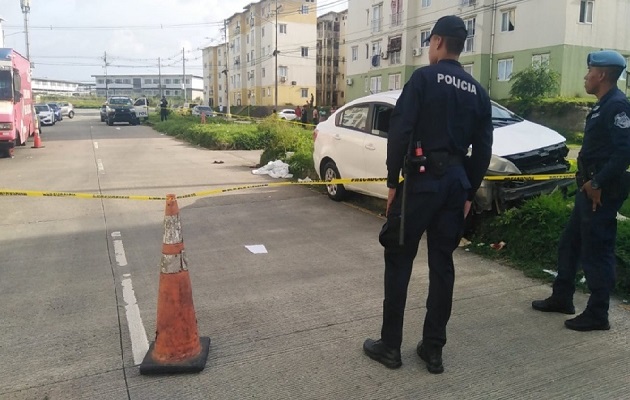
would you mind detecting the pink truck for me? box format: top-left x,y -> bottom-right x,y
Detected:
0,48 -> 35,157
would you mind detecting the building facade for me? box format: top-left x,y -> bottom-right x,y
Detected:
316,10 -> 348,107
202,44 -> 227,107
345,0 -> 630,101
32,78 -> 95,96
204,0 -> 318,109
92,74 -> 204,100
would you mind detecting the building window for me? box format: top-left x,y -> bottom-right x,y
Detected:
352,46 -> 358,61
389,51 -> 401,65
165,90 -> 171,95
498,59 -> 513,81
371,4 -> 382,33
420,29 -> 431,48
153,79 -> 159,84
501,9 -> 515,32
579,0 -> 594,23
388,73 -> 402,90
267,88 -> 271,97
279,24 -> 287,34
279,66 -> 288,77
123,79 -> 131,84
370,76 -> 382,93
173,79 -> 180,84
262,68 -> 266,78
422,0 -> 431,7
463,64 -> 473,75
391,0 -> 403,26
262,27 -> 265,37
464,18 -> 476,53
144,79 -> 151,84
301,47 -> 309,57
97,79 -> 105,84
371,41 -> 382,67
165,79 -> 171,84
532,53 -> 550,68
301,5 -> 309,14
301,88 -> 308,97
246,34 -> 250,44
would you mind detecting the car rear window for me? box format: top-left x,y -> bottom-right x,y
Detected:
339,105 -> 370,131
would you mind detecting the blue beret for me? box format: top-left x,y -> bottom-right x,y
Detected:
587,50 -> 627,68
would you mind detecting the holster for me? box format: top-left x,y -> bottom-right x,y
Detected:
405,151 -> 462,177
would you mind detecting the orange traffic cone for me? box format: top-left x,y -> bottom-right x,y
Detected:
32,128 -> 44,149
139,194 -> 210,375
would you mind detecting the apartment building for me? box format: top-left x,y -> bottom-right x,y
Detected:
204,0 -> 317,109
316,10 -> 348,107
346,0 -> 630,101
92,74 -> 204,100
202,44 -> 227,107
32,78 -> 94,96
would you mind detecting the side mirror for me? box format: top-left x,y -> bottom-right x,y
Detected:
14,92 -> 22,102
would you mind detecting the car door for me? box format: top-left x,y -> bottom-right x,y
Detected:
360,102 -> 392,198
330,104 -> 371,185
134,98 -> 148,118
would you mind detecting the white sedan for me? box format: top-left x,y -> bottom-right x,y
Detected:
34,104 -> 55,126
277,109 -> 298,121
313,90 -> 573,212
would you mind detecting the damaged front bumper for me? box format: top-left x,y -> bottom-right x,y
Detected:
475,177 -> 574,212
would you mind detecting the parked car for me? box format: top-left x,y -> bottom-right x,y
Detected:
191,105 -> 215,117
278,109 -> 297,121
99,103 -> 107,122
312,90 -> 573,212
105,96 -> 138,126
34,104 -> 55,126
47,103 -> 63,122
57,102 -> 75,118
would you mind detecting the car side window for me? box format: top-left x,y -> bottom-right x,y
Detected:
338,105 -> 370,132
371,104 -> 393,138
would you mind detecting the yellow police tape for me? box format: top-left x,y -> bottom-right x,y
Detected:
0,173 -> 575,201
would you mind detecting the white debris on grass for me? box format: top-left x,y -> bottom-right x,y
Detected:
298,177 -> 313,183
543,269 -> 585,283
252,160 -> 293,179
617,212 -> 628,221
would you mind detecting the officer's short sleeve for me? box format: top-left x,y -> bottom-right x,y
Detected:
595,100 -> 630,185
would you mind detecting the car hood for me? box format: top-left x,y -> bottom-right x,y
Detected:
493,120 -> 566,157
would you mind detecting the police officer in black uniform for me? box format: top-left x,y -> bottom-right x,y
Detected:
363,16 -> 493,374
532,50 -> 630,331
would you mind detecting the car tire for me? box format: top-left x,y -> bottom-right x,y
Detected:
68,111 -> 74,119
100,116 -> 105,122
322,161 -> 347,201
107,118 -> 113,126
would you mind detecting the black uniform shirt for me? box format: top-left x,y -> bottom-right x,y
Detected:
579,87 -> 630,186
387,59 -> 493,200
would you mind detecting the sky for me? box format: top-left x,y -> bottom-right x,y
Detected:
0,0 -> 347,82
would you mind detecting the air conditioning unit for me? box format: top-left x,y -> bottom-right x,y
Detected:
346,78 -> 353,86
291,81 -> 297,86
280,76 -> 286,83
380,51 -> 389,60
412,48 -> 423,57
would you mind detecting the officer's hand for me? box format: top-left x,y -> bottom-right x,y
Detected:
581,180 -> 602,211
464,200 -> 472,218
386,188 -> 396,216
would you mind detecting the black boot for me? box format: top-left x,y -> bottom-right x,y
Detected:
363,338 -> 402,369
532,296 -> 575,314
417,341 -> 444,374
565,312 -> 610,331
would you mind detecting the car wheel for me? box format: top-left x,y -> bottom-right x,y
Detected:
100,116 -> 104,122
107,118 -> 114,126
322,161 -> 347,201
68,111 -> 74,119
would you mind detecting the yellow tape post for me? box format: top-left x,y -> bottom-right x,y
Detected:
0,173 -> 575,201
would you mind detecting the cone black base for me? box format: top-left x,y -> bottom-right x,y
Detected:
139,337 -> 210,375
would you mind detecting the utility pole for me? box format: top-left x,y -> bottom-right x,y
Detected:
274,0 -> 279,111
182,47 -> 187,103
20,0 -> 31,63
103,51 -> 109,98
223,19 -> 231,119
158,57 -> 162,98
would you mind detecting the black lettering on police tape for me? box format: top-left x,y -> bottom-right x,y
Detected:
349,178 -> 385,183
43,192 -> 77,197
0,191 -> 28,196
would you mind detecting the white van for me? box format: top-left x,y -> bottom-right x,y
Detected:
313,90 -> 573,212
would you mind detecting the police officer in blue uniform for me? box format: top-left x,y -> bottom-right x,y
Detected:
533,50 -> 630,331
363,16 -> 493,373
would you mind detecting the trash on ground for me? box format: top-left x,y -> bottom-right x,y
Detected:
543,269 -> 558,278
617,212 -> 628,221
252,160 -> 293,179
459,237 -> 472,247
476,242 -> 485,247
212,160 -> 224,164
490,241 -> 506,250
298,177 -> 313,183
245,244 -> 268,254
116,127 -> 121,130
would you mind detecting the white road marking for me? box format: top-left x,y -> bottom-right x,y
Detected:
94,142 -> 99,149
111,232 -> 149,365
97,159 -> 104,172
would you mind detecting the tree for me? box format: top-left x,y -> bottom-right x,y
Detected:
509,66 -> 560,100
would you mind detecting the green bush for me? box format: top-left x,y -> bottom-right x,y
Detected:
509,67 -> 561,100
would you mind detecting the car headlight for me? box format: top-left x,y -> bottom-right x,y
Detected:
486,155 -> 521,175
130,107 -> 136,114
0,122 -> 12,130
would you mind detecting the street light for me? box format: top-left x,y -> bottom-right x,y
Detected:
20,0 -> 31,63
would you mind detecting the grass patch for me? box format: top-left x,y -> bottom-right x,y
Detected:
470,190 -> 630,297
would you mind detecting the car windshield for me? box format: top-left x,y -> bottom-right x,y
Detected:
35,105 -> 48,112
198,107 -> 212,111
48,104 -> 59,109
0,70 -> 13,101
491,103 -> 522,121
109,98 -> 132,106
